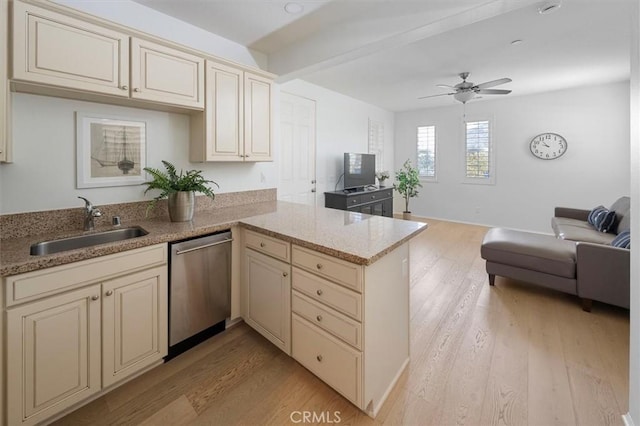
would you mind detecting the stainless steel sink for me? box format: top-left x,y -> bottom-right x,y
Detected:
30,226 -> 149,256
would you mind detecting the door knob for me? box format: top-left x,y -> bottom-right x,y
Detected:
282,272 -> 288,277
105,290 -> 113,296
91,295 -> 100,301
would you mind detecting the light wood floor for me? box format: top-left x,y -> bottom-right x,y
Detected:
56,219 -> 630,426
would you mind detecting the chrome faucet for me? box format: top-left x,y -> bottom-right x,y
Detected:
78,197 -> 102,231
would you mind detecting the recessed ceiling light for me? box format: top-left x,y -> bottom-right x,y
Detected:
511,39 -> 523,46
284,2 -> 304,14
538,1 -> 561,14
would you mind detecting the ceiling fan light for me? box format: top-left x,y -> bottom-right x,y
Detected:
454,91 -> 475,104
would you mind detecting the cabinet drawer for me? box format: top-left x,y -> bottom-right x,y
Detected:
292,314 -> 361,406
292,268 -> 361,321
5,244 -> 167,306
292,290 -> 361,350
292,245 -> 362,292
244,229 -> 290,262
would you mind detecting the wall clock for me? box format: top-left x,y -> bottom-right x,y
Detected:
530,133 -> 567,160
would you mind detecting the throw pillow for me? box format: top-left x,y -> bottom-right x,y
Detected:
594,209 -> 617,233
588,205 -> 606,226
612,229 -> 631,249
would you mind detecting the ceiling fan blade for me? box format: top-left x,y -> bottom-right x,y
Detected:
436,84 -> 456,89
476,89 -> 512,95
418,93 -> 455,99
475,78 -> 512,89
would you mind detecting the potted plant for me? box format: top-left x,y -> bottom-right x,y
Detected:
376,170 -> 390,187
394,159 -> 422,220
142,160 -> 218,222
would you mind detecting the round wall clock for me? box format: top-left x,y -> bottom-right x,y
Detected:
529,133 -> 567,160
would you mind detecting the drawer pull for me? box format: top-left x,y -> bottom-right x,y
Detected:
105,290 -> 113,296
316,315 -> 323,322
283,272 -> 289,277
260,242 -> 265,248
316,263 -> 323,270
371,195 -> 375,199
352,199 -> 357,203
316,289 -> 323,296
91,295 -> 100,301
121,85 -> 128,90
316,355 -> 323,362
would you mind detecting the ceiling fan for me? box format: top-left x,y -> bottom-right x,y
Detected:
419,72 -> 512,104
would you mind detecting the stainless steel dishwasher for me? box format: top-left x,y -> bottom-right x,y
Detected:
168,231 -> 232,359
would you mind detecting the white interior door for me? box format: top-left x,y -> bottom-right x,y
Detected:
278,92 -> 316,205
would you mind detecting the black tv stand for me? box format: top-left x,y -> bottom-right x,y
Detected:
325,187 -> 393,218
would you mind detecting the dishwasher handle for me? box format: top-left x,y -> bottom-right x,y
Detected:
175,238 -> 233,256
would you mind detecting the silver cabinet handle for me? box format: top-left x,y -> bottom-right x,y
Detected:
316,263 -> 323,270
105,290 -> 113,296
283,272 -> 288,277
91,295 -> 100,301
133,88 -> 140,92
260,242 -> 265,248
175,238 -> 233,255
121,85 -> 128,90
316,289 -> 323,296
316,315 -> 322,322
316,355 -> 323,362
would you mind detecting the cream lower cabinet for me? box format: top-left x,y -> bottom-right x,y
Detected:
6,285 -> 102,426
241,228 -> 410,418
1,0 -> 10,163
4,244 -> 168,426
190,63 -> 273,162
244,245 -> 291,354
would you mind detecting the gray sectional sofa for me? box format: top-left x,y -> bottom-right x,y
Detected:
481,196 -> 630,311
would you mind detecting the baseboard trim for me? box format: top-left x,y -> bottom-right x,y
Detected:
394,213 -> 554,236
623,413 -> 636,426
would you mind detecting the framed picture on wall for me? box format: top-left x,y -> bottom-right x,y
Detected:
76,112 -> 147,188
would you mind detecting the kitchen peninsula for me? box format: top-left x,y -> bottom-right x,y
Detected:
0,199 -> 426,424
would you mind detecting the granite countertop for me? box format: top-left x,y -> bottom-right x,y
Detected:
0,201 -> 427,276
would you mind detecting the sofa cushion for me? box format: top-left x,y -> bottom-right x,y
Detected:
552,217 -> 593,233
610,196 -> 631,234
481,228 -> 576,278
593,209 -> 617,233
587,205 -> 607,226
611,229 -> 631,249
556,225 -> 617,245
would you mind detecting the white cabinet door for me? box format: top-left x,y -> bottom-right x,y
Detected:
204,61 -> 243,161
0,0 -> 8,162
12,2 -> 129,96
6,285 -> 102,426
245,248 -> 291,354
102,266 -> 168,388
244,72 -> 273,161
131,38 -> 204,109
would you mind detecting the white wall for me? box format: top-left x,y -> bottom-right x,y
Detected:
627,2 -> 639,424
279,79 -> 395,197
1,94 -> 275,214
394,81 -> 630,233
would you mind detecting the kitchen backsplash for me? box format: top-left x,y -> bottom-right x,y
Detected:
0,188 -> 277,240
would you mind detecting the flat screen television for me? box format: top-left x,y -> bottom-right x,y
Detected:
344,153 -> 376,190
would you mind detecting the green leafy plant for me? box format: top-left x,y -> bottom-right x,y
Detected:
394,159 -> 422,213
142,160 -> 218,212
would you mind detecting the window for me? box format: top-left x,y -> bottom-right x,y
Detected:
417,125 -> 436,179
464,120 -> 493,183
368,119 -> 384,172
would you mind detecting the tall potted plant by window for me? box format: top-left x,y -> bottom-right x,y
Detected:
142,160 -> 218,222
394,159 -> 422,220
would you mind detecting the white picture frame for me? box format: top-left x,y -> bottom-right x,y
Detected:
76,112 -> 147,188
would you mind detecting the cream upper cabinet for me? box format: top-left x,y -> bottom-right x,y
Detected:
102,266 -> 168,388
244,72 -> 273,161
191,61 -> 274,162
1,0 -> 9,162
6,285 -> 102,426
130,38 -> 204,109
12,1 -> 130,97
